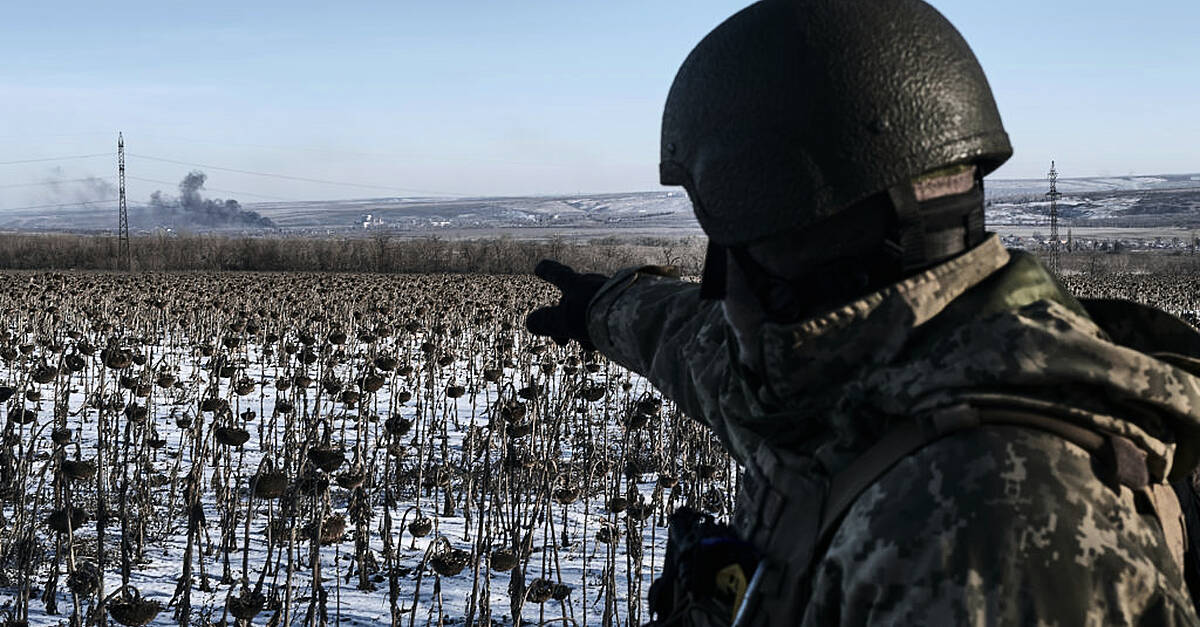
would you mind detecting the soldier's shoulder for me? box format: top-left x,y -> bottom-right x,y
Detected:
813,426 -> 1193,624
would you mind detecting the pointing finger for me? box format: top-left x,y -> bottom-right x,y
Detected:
534,259 -> 578,291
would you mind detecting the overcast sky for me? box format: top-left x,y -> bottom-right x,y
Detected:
1,0 -> 1197,207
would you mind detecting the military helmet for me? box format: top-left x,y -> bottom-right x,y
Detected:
660,0 -> 1013,246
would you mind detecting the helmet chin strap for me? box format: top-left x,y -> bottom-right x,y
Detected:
884,182 -> 927,274
885,175 -> 986,274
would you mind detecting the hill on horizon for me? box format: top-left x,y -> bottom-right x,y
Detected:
2,172 -> 1198,236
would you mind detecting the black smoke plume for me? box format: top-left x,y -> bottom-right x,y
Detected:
149,171 -> 275,228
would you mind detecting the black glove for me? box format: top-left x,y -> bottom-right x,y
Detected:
526,260 -> 608,351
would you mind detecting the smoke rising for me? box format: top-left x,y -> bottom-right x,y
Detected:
41,167 -> 116,204
149,171 -> 275,228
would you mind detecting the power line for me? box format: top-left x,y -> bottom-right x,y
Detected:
2,147 -> 470,197
126,176 -> 298,201
0,178 -> 115,190
125,152 -> 461,196
0,180 -> 292,212
1047,161 -> 1062,275
0,176 -> 294,200
0,178 -> 293,214
0,153 -> 114,166
118,133 -> 130,271
0,198 -> 118,212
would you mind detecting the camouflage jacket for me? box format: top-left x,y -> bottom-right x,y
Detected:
588,234 -> 1200,625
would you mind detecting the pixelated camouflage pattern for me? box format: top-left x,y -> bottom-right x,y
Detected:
587,234 -> 1200,624
808,427 -> 1196,625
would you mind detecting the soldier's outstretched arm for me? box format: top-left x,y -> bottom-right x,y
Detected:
527,260 -> 726,428
586,266 -> 726,426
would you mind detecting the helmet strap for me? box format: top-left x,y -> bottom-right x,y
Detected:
885,175 -> 986,273
884,183 -> 927,274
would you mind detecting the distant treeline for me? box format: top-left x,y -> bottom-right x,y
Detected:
3,231 -> 1195,278
1054,249 -> 1200,276
0,232 -> 707,275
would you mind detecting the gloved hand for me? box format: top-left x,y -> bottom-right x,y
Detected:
525,260 -> 608,351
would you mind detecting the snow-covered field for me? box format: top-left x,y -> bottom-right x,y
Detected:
0,272 -> 735,626
985,172 -> 1200,200
3,268 -> 1198,627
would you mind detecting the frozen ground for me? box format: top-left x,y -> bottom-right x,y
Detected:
0,272 -> 735,627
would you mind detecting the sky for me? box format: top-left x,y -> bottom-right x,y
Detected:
1,0 -> 1198,209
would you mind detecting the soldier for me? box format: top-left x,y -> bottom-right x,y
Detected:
527,0 -> 1200,624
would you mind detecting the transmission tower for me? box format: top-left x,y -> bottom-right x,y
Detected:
118,133 -> 131,271
1046,160 -> 1061,275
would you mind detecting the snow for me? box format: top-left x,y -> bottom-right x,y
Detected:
0,304 -> 732,626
